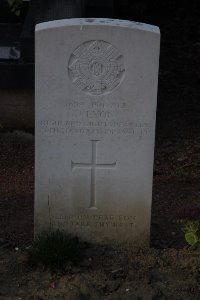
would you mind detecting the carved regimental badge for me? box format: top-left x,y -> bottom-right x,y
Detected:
68,40 -> 125,95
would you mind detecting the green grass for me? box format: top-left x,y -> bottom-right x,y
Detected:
29,230 -> 83,272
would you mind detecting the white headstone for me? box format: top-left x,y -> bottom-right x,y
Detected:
35,18 -> 160,246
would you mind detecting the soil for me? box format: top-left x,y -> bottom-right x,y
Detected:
0,3 -> 200,299
1,243 -> 200,300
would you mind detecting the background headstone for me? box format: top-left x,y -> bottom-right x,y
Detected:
21,0 -> 84,62
35,18 -> 160,246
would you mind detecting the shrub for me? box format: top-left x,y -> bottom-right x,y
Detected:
179,220 -> 200,250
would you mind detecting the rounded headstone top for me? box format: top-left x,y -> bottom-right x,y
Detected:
35,18 -> 160,34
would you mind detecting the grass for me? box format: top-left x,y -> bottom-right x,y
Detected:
29,230 -> 83,273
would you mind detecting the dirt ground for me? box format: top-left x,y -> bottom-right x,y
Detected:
0,3 -> 200,299
0,128 -> 199,299
1,241 -> 200,300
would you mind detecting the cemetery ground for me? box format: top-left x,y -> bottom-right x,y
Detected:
0,127 -> 200,299
1,17 -> 200,300
0,109 -> 200,299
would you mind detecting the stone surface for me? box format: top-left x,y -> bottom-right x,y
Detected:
35,18 -> 160,246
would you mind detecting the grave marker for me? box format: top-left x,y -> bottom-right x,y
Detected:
35,18 -> 160,245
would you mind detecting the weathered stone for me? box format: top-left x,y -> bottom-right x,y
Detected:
35,18 -> 160,246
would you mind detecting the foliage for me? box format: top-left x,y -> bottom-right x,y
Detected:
28,230 -> 83,273
7,0 -> 22,16
179,220 -> 200,250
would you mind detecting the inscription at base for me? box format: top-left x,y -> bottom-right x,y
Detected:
52,214 -> 136,229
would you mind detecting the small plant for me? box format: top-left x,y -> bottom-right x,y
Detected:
179,220 -> 200,250
29,230 -> 83,273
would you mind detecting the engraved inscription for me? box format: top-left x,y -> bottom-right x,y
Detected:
52,214 -> 136,229
68,40 -> 125,95
40,98 -> 151,138
71,140 -> 117,209
40,119 -> 150,137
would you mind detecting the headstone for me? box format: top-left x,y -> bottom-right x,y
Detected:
35,18 -> 160,246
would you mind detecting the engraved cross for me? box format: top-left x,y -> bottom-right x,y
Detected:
71,140 -> 117,209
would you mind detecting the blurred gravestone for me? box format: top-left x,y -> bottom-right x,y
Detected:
85,0 -> 114,17
20,0 -> 84,62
